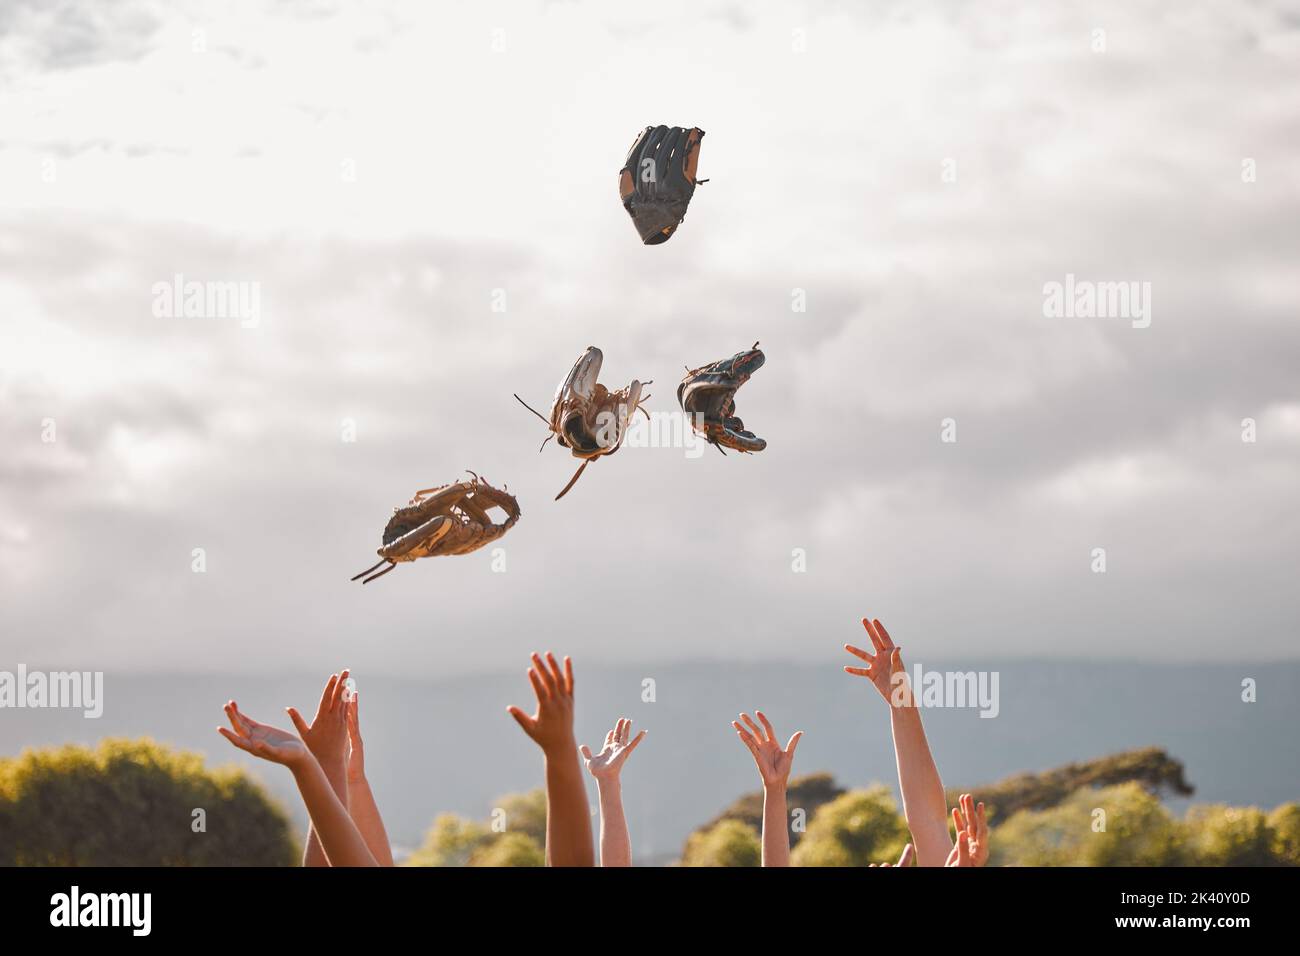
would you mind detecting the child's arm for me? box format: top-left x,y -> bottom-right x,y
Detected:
506,652 -> 595,867
581,717 -> 647,867
218,700 -> 377,867
845,617 -> 952,867
731,710 -> 802,867
286,670 -> 351,867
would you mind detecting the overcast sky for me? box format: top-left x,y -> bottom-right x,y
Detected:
1,0 -> 1298,676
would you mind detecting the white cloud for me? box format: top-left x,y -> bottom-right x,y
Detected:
1,0 -> 1298,671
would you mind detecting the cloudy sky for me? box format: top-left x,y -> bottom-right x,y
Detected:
2,0 -> 1298,677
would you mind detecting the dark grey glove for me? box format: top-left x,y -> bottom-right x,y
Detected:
618,125 -> 707,245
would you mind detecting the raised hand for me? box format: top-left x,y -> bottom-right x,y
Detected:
733,710 -> 802,867
945,828 -> 974,867
952,793 -> 989,867
843,617 -> 909,707
845,613 -> 952,867
217,701 -> 310,767
869,843 -> 915,868
507,652 -> 576,754
732,711 -> 802,789
581,717 -> 647,781
287,670 -> 351,772
285,671 -> 351,867
216,699 -> 376,867
583,717 -> 645,867
505,652 -> 593,866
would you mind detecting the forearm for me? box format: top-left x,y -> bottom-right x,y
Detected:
302,759 -> 348,867
889,705 -> 950,866
760,783 -> 790,867
595,779 -> 631,867
347,774 -> 395,867
543,741 -> 595,867
290,758 -> 377,867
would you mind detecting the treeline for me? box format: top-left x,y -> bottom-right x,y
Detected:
678,748 -> 1297,866
1,740 -> 1295,866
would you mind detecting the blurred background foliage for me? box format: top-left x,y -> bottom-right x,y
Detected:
678,748 -> 1295,867
1,740 -> 1294,866
0,738 -> 297,865
405,788 -> 546,867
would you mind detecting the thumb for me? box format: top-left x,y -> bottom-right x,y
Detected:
784,730 -> 803,758
506,706 -> 536,739
286,707 -> 311,738
579,744 -> 593,761
624,729 -> 648,755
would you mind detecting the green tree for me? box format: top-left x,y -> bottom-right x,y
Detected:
406,813 -> 495,867
470,831 -> 544,867
681,819 -> 761,867
1184,805 -> 1275,866
990,782 -> 1184,866
950,747 -> 1193,821
790,785 -> 910,867
406,788 -> 547,867
1267,803 -> 1300,866
494,789 -> 547,845
0,738 -> 297,866
682,772 -> 844,857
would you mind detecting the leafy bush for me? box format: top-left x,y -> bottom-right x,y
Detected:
1266,803 -> 1300,866
1184,805 -> 1275,866
990,783 -> 1187,866
791,786 -> 910,867
681,819 -> 761,867
0,738 -> 297,866
471,831 -> 544,867
951,747 -> 1193,821
405,789 -> 546,867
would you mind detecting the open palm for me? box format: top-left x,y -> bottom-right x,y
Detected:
218,701 -> 309,766
581,717 -> 646,780
732,711 -> 802,787
844,617 -> 908,706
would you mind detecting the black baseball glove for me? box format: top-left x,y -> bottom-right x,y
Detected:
678,342 -> 767,454
618,125 -> 707,245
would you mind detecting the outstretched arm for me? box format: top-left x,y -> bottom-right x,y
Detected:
218,700 -> 377,867
732,710 -> 802,868
844,617 -> 951,867
581,717 -> 647,867
507,652 -> 594,867
343,691 -> 395,866
286,670 -> 351,867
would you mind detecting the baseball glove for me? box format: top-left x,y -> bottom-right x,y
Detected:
350,473 -> 520,584
678,342 -> 767,454
514,346 -> 650,500
618,125 -> 707,245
